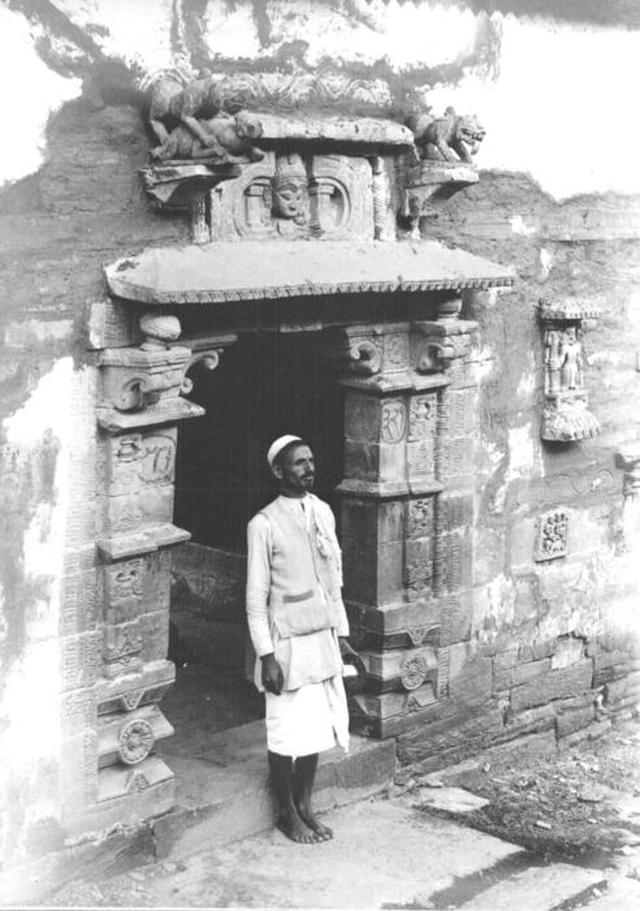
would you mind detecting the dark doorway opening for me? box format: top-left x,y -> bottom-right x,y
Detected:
161,330 -> 344,755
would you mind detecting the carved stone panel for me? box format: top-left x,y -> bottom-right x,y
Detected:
534,509 -> 569,562
309,155 -> 373,240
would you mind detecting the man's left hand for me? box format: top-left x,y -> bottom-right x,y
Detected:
339,637 -> 359,660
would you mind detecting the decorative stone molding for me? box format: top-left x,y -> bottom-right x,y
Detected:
97,312 -> 204,433
98,704 -> 173,769
534,509 -> 570,562
538,298 -> 601,443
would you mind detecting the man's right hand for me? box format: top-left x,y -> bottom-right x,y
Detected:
261,653 -> 284,695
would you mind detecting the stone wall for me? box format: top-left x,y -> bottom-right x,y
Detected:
1,0 -> 639,866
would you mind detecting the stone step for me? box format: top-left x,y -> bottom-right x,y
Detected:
457,861 -> 608,910
153,718 -> 396,861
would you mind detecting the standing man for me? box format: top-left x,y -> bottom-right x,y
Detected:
246,434 -> 357,844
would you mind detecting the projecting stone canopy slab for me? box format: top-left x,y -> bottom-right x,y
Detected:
105,241 -> 515,306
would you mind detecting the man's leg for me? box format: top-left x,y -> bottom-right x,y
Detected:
294,753 -> 333,841
268,751 -> 321,844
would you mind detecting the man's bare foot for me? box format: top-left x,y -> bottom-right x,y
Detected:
276,813 -> 322,844
296,803 -> 333,840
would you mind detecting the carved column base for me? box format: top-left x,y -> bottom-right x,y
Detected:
349,684 -> 437,739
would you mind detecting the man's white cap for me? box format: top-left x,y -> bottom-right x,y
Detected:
267,434 -> 302,468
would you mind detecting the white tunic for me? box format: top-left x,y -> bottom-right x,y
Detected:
246,493 -> 350,757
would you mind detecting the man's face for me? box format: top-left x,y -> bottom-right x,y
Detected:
274,443 -> 315,494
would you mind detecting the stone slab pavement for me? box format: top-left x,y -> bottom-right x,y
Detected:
44,795 -> 640,910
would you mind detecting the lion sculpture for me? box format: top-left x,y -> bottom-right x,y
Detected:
147,70 -> 249,150
406,107 -> 485,163
150,111 -> 264,163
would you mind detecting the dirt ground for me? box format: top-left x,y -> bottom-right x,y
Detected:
406,713 -> 640,869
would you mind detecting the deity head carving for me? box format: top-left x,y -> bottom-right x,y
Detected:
272,154 -> 308,225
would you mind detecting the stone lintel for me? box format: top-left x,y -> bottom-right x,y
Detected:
97,659 -> 176,715
98,704 -> 174,769
104,241 -> 515,306
97,524 -> 191,562
97,401 -> 205,433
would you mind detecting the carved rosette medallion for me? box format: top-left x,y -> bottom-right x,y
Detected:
401,654 -> 429,691
118,718 -> 156,765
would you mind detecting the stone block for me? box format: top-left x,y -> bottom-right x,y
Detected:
358,645 -> 437,693
510,659 -> 594,713
345,599 -> 440,650
604,671 -> 640,709
555,695 -> 595,739
502,703 -> 556,740
103,484 -> 175,535
442,592 -> 473,645
60,569 -> 98,637
61,687 -> 98,739
97,659 -> 175,715
440,529 -> 473,591
344,392 -> 381,441
551,634 -> 585,669
405,496 -> 435,539
379,440 -> 407,485
443,491 -> 474,530
61,632 -> 100,693
103,551 -> 171,624
407,438 -> 435,478
344,440 -> 378,481
378,499 -> 404,543
349,683 -> 437,738
448,643 -> 493,708
60,731 -> 99,807
593,649 -> 640,687
518,639 -> 555,662
509,515 -> 536,569
100,429 -> 178,496
397,706 -> 506,769
494,657 -> 551,692
440,436 -> 474,483
472,527 -> 505,587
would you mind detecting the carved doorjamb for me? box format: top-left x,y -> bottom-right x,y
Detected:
326,304 -> 480,738
84,311 -> 236,828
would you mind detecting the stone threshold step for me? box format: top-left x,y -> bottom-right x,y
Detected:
0,722 -> 395,905
154,719 -> 396,860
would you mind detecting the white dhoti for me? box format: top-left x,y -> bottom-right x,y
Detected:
265,674 -> 350,758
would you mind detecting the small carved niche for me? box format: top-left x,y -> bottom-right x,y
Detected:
538,298 -> 601,443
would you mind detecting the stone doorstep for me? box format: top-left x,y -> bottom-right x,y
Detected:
0,721 -> 395,906
153,719 -> 396,861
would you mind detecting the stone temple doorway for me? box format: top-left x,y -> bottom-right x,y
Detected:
160,329 -> 344,758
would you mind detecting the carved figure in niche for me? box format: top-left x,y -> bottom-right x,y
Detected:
151,111 -> 264,162
147,69 -> 248,148
406,107 -> 485,163
271,154 -> 308,230
544,329 -> 563,394
559,327 -> 583,391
